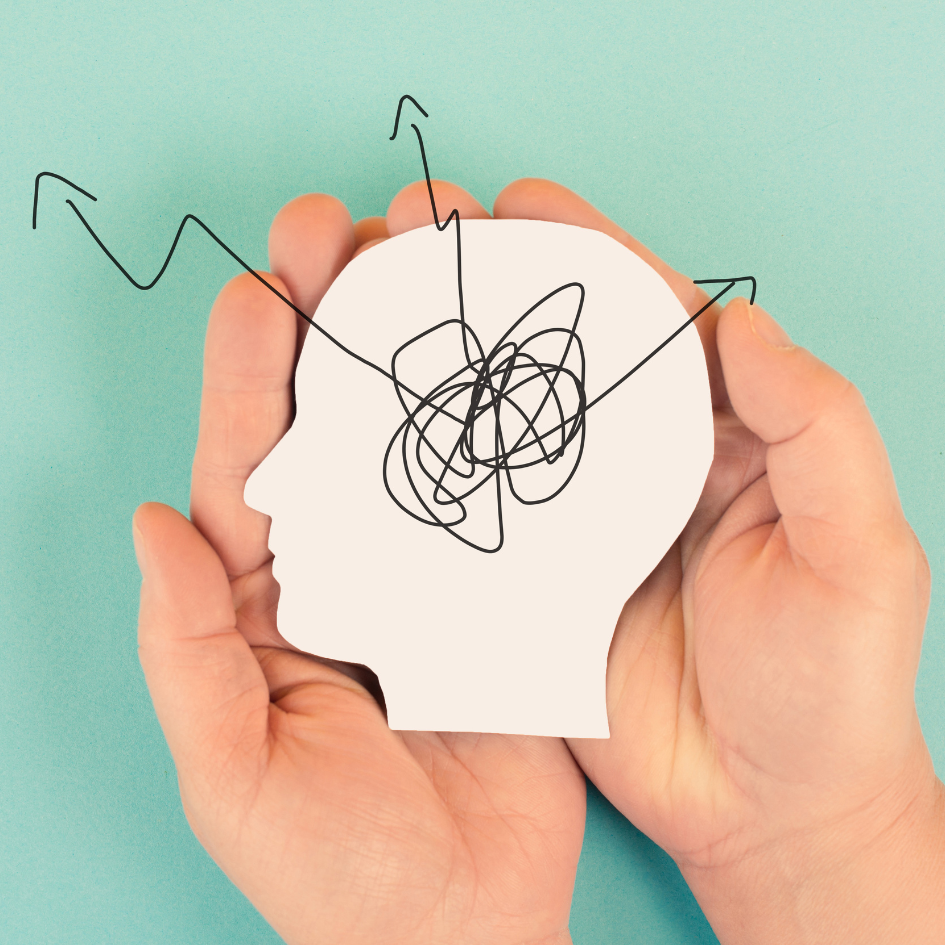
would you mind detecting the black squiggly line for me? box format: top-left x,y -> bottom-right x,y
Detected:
36,174 -> 402,391
33,96 -> 755,553
695,276 -> 756,305
32,172 -> 97,229
389,95 -> 429,141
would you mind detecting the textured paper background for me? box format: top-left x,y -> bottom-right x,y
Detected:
1,2 -> 943,942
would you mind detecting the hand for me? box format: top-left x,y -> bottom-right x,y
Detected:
488,180 -> 945,943
133,185 -> 586,945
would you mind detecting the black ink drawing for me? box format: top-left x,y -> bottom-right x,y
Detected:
33,94 -> 756,553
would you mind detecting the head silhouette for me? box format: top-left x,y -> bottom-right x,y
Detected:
32,97 -> 732,732
33,99 -> 716,735
245,216 -> 713,735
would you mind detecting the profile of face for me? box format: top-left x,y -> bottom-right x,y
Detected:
245,219 -> 713,736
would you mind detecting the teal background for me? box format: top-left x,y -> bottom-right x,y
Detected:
1,1 -> 943,941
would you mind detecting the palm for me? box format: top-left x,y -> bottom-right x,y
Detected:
217,637 -> 584,944
136,185 -> 584,945
568,359 -> 925,863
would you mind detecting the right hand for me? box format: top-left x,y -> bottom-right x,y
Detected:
489,178 -> 945,944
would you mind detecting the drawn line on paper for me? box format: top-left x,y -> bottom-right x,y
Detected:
32,95 -> 755,553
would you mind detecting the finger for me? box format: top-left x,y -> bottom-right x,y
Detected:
386,179 -> 490,236
352,215 -> 390,258
253,646 -> 388,721
268,193 -> 356,355
352,236 -> 388,259
134,503 -> 269,787
716,298 -> 908,572
353,215 -> 388,247
190,270 -> 297,577
494,178 -> 727,406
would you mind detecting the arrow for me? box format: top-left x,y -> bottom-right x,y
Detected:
389,94 -> 428,141
32,172 -> 97,230
693,275 -> 757,305
584,273 -> 758,409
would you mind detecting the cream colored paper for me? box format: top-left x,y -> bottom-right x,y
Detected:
245,219 -> 713,736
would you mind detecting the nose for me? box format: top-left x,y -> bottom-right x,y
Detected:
243,419 -> 298,518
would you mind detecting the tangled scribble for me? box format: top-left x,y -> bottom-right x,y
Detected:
384,283 -> 587,552
32,93 -> 756,553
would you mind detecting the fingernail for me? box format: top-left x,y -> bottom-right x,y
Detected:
749,302 -> 794,350
132,519 -> 148,577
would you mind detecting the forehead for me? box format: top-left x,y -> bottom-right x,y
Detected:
305,219 -> 679,403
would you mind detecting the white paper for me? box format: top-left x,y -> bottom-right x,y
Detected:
245,219 -> 713,736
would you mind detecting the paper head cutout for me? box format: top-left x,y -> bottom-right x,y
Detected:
244,218 -> 714,736
33,95 -> 745,737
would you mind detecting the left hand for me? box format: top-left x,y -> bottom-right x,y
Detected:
134,183 -> 586,945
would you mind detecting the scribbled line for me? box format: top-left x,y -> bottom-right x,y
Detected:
389,94 -> 428,141
32,172 -> 97,229
32,94 -> 755,553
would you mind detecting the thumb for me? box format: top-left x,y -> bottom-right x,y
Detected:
134,502 -> 269,787
717,297 -> 906,573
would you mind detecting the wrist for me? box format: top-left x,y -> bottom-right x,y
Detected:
677,760 -> 945,944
